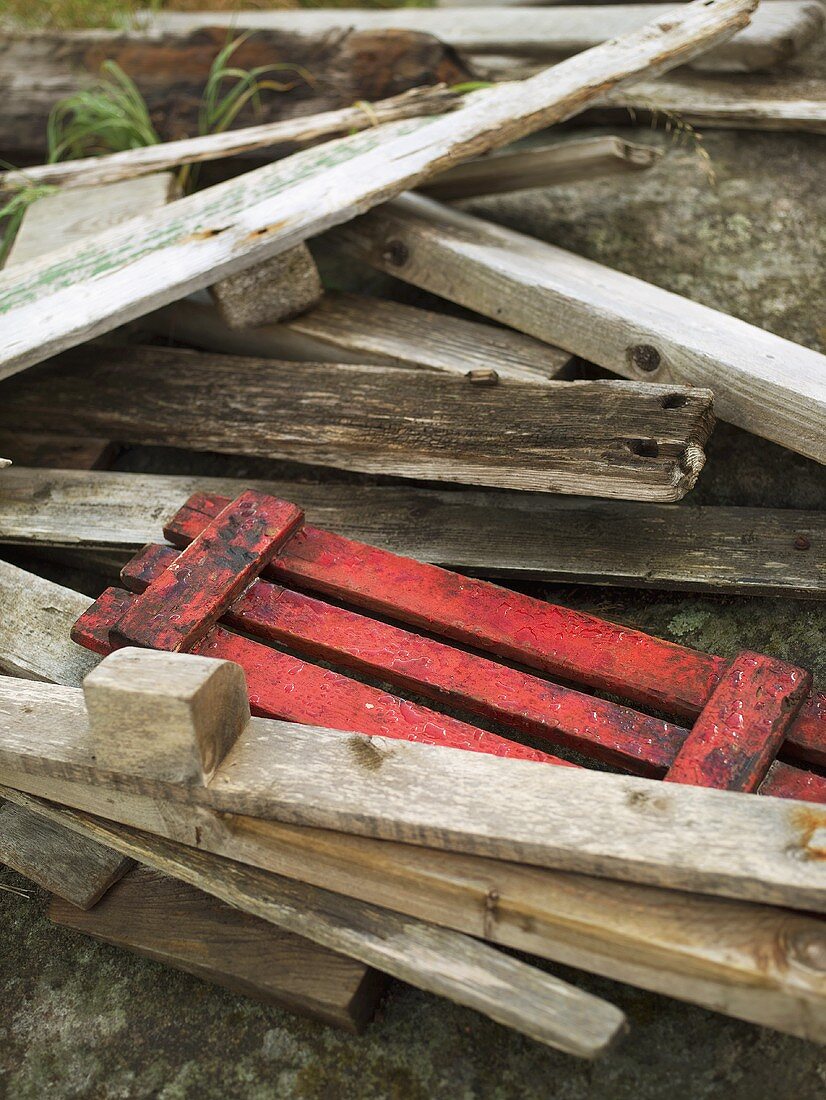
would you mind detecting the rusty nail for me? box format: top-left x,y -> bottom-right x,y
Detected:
466,368 -> 500,386
627,344 -> 662,373
794,535 -> 811,551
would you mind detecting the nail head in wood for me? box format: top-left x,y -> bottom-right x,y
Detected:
83,648 -> 250,785
210,244 -> 323,329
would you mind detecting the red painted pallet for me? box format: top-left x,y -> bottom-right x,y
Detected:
72,491 -> 826,804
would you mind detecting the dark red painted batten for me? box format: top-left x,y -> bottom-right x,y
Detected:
74,588 -> 567,766
112,490 -> 303,653
664,652 -> 811,792
164,492 -> 826,768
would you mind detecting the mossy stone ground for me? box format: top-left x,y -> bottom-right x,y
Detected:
2,102 -> 825,1098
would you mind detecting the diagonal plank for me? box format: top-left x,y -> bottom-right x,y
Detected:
0,670 -> 823,911
330,194 -> 826,463
0,468 -> 822,599
0,0 -> 758,379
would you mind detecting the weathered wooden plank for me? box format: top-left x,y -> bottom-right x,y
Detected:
7,779 -> 826,1043
210,245 -> 323,328
421,135 -> 662,199
0,669 -> 823,911
0,86 -> 462,193
151,294 -> 574,382
0,28 -> 470,158
1,468 -> 823,599
110,491 -> 304,652
0,345 -> 715,501
331,194 -> 826,464
665,653 -> 812,792
49,866 -> 385,1032
0,0 -> 759,379
0,802 -> 131,907
144,4 -> 822,74
0,431 -> 117,470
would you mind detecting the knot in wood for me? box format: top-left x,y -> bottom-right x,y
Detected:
381,239 -> 410,267
627,344 -> 662,374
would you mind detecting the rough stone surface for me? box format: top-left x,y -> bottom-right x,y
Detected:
211,243 -> 324,329
2,105 -> 825,1098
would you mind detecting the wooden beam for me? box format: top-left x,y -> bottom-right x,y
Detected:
0,0 -> 758,379
143,4 -> 822,74
1,468 -> 823,598
7,783 -> 826,1043
420,135 -> 663,199
0,431 -> 117,470
0,86 -> 461,194
0,801 -> 131,908
210,245 -> 323,328
0,668 -> 823,911
0,28 -> 471,157
1,579 -> 824,1037
49,866 -> 385,1032
330,194 -> 826,464
0,345 -> 715,501
151,295 -> 574,382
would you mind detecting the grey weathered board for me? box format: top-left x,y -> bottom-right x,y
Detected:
143,4 -> 823,73
0,468 -> 822,597
49,865 -> 386,1032
0,801 -> 131,908
0,0 -> 758,380
330,194 -> 826,464
0,346 -> 716,500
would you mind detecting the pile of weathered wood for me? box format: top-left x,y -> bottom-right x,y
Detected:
0,0 -> 824,1059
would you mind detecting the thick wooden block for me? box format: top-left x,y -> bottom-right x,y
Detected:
49,865 -> 385,1032
110,490 -> 304,652
211,244 -> 323,328
83,648 -> 250,785
666,652 -> 811,792
0,802 -> 130,907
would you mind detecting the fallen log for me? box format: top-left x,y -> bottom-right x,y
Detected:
49,866 -> 385,1032
330,194 -> 826,464
142,4 -> 822,74
0,467 -> 822,598
0,28 -> 471,157
0,345 -> 716,500
0,0 -> 759,379
0,658 -> 823,911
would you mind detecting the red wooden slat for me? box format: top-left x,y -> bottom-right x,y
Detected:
164,493 -> 826,768
118,543 -> 826,804
73,589 -> 567,766
121,542 -> 687,774
664,652 -> 811,792
111,490 -> 304,652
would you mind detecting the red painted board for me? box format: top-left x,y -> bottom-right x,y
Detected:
118,544 -> 826,804
122,542 -> 686,775
73,590 -> 568,766
664,652 -> 811,792
111,491 -> 303,652
164,493 -> 826,769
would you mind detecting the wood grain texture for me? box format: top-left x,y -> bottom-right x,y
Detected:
0,0 -> 758,379
144,4 -> 822,73
0,431 -> 117,470
49,866 -> 385,1032
210,245 -> 323,329
0,801 -> 131,908
0,345 -> 715,500
1,468 -> 822,599
421,135 -> 663,199
0,86 -> 462,193
7,779 -> 826,1043
151,294 -> 574,382
331,194 -> 826,463
0,673 -> 823,911
0,28 -> 470,157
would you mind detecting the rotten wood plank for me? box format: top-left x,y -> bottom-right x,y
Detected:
330,193 -> 826,463
0,345 -> 715,501
0,468 -> 822,598
151,294 -> 574,382
7,782 -> 826,1043
49,865 -> 386,1032
0,431 -> 117,470
0,28 -> 470,157
144,4 -> 822,74
420,135 -> 663,199
0,668 -> 823,911
0,0 -> 759,379
0,801 -> 131,908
